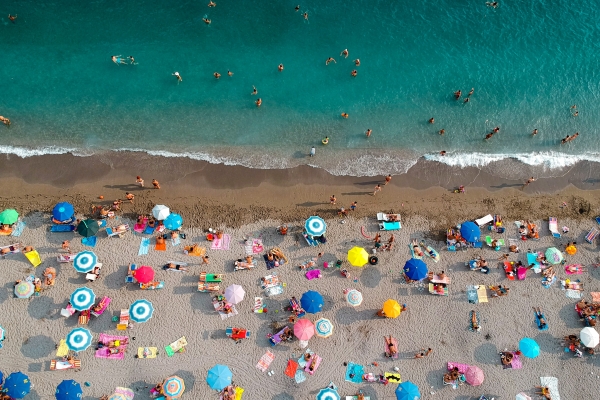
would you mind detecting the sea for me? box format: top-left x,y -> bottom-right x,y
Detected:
2,0 -> 600,176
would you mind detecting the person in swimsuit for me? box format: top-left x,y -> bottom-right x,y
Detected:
326,57 -> 336,65
251,86 -> 258,95
341,112 -> 348,118
278,64 -> 284,71
203,17 -> 211,24
429,118 -> 434,124
341,49 -> 349,58
214,72 -> 221,79
354,59 -> 360,66
163,263 -> 189,271
227,70 -> 233,76
172,72 -> 182,83
385,336 -> 397,357
351,70 -> 357,77
255,98 -> 262,107
366,129 -> 372,137
454,90 -> 461,99
208,0 -> 216,6
0,116 -> 11,126
295,5 -> 300,11
303,12 -> 308,20
532,128 -> 538,136
8,14 -> 17,22
128,56 -> 136,64
111,55 -> 127,65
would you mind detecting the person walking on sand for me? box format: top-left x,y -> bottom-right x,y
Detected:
522,177 -> 536,189
350,201 -> 357,211
384,174 -> 392,185
152,179 -> 160,189
172,72 -> 182,83
330,195 -> 337,205
125,192 -> 135,203
326,57 -> 336,65
62,240 -> 70,253
373,184 -> 382,196
366,129 -> 372,137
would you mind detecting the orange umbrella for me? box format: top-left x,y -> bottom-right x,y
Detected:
382,299 -> 401,318
566,245 -> 577,255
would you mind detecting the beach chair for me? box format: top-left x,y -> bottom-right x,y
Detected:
288,297 -> 305,317
197,282 -> 220,292
91,296 -> 111,317
117,309 -> 130,330
61,303 -> 77,318
226,327 -> 251,341
549,217 -> 561,238
51,224 -> 75,232
253,297 -> 266,313
475,214 -> 493,227
234,259 -> 257,271
379,221 -> 401,231
23,249 -> 42,267
586,227 -> 599,244
137,346 -> 158,359
57,253 -> 76,263
420,242 -> 440,262
86,263 -> 102,282
268,327 -> 291,346
106,225 -> 129,238
199,272 -> 223,282
429,282 -> 448,296
377,213 -> 400,222
165,336 -> 188,356
303,231 -> 320,246
78,310 -> 90,325
0,243 -> 21,255
50,359 -> 81,371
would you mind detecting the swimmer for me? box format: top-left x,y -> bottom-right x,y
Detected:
341,113 -> 349,119
454,90 -> 462,99
486,1 -> 498,7
468,87 -> 474,96
251,86 -> 258,95
8,14 -> 17,22
208,0 -> 216,6
439,129 -> 445,135
326,57 -> 336,65
440,150 -> 446,156
278,64 -> 284,71
214,72 -> 221,79
303,12 -> 308,20
295,5 -> 300,11
532,128 -> 538,136
228,70 -> 233,76
0,116 -> 11,127
128,56 -> 136,65
341,49 -> 349,58
561,135 -> 570,144
172,72 -> 182,82
571,104 -> 577,109
485,132 -> 494,140
255,98 -> 262,107
463,97 -> 470,103
573,110 -> 579,117
366,129 -> 372,137
429,118 -> 435,124
111,55 -> 127,65
203,17 -> 211,24
570,132 -> 579,142
351,70 -> 357,77
354,59 -> 360,66
493,126 -> 500,133
322,137 -> 329,145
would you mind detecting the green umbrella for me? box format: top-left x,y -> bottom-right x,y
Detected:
77,219 -> 99,238
545,247 -> 563,265
0,209 -> 18,225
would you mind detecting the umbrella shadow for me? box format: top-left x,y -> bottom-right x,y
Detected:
473,342 -> 499,365
359,266 -> 382,288
171,369 -> 196,393
28,362 -> 43,373
320,294 -> 335,313
534,332 -> 560,354
0,281 -> 12,304
296,202 -> 326,208
21,335 -> 55,358
88,311 -> 115,334
28,295 -> 59,320
24,211 -> 45,230
425,366 -> 448,392
334,307 -> 378,326
68,275 -> 91,285
21,389 -> 40,400
102,266 -> 127,290
558,302 -> 582,329
271,394 -> 294,400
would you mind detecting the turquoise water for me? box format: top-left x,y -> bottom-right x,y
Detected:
2,0 -> 600,175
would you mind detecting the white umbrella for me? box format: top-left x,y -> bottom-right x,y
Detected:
224,284 -> 245,304
580,327 -> 599,348
152,205 -> 170,220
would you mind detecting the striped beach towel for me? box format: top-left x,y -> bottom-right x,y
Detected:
540,377 -> 560,400
11,221 -> 25,237
256,350 -> 275,372
138,238 -> 150,255
211,234 -> 231,250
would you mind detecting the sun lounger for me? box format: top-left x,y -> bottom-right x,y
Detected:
10,221 -> 25,237
106,225 -> 130,238
256,350 -> 275,372
475,214 -> 493,227
409,240 -> 423,260
91,296 -> 111,317
234,259 -> 257,271
586,227 -> 599,244
253,297 -> 266,313
50,359 -> 81,370
527,252 -> 541,273
549,217 -> 561,238
0,243 -> 21,255
420,242 -> 440,262
303,231 -> 320,247
379,221 -> 401,231
304,354 -> 322,375
485,236 -> 505,249
137,346 -> 158,359
81,236 -> 97,247
429,282 -> 448,296
503,262 -> 516,280
78,310 -> 90,325
384,336 -> 399,359
23,249 -> 42,267
198,282 -> 221,292
199,272 -> 223,282
57,253 -> 75,263
117,309 -> 130,330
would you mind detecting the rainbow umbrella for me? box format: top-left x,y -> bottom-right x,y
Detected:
294,319 -> 315,340
14,281 -> 34,299
347,246 -> 369,267
315,318 -> 333,338
162,375 -> 185,398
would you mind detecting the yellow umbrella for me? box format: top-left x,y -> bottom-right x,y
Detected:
566,245 -> 577,255
382,299 -> 401,318
347,247 -> 369,267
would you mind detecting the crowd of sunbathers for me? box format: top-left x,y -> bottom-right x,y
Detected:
576,299 -> 600,327
443,367 -> 461,384
374,233 -> 395,251
220,383 -> 240,400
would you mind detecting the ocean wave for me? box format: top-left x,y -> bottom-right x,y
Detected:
0,145 -> 92,158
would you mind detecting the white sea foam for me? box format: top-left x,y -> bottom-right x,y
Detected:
0,145 -> 86,158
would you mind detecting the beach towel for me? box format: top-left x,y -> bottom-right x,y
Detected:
477,285 -> 488,303
51,224 -> 75,232
469,310 -> 481,332
95,333 -> 128,359
298,349 -> 313,368
256,350 -> 275,372
384,337 -> 399,359
467,285 -> 479,303
591,292 -> 600,302
155,241 -> 166,251
384,372 -> 401,383
56,339 -> 69,357
263,254 -> 277,270
81,236 -> 97,247
294,370 -> 307,384
284,359 -> 299,378
11,221 -> 25,237
211,234 -> 231,250
137,347 -> 158,359
510,353 -> 523,369
253,238 -> 264,253
244,240 -> 253,256
565,289 -> 582,299
542,276 -> 556,289
171,235 -> 181,246
134,224 -> 145,233
447,362 -> 469,374
306,269 -> 321,280
565,264 -> 584,275
540,377 -> 560,400
527,252 -> 541,273
143,225 -> 155,235
534,311 -> 549,331
408,243 -> 423,260
138,238 -> 150,255
304,354 -> 322,374
345,362 -> 365,383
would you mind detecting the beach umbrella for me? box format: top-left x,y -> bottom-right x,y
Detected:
305,216 -> 327,236
152,204 -> 170,220
56,379 -> 82,400
460,221 -> 480,243
403,258 -> 428,281
164,213 -> 183,230
132,265 -> 154,284
316,386 -> 340,400
516,393 -> 532,400
519,337 -> 540,358
73,251 -> 98,273
206,365 -> 232,391
294,319 -> 315,341
580,327 -> 599,348
76,219 -> 99,237
315,318 -> 333,338
0,370 -> 3,385
70,287 -> 96,311
53,202 -> 74,221
129,299 -> 154,323
108,387 -> 135,400
162,375 -> 185,398
301,290 -> 324,314
3,371 -> 30,399
545,247 -> 563,264
0,324 -> 4,341
382,299 -> 402,318
565,244 -> 577,255
345,289 -> 363,307
0,208 -> 18,225
347,246 -> 369,267
224,284 -> 246,304
464,365 -> 484,386
14,281 -> 34,299
395,381 -> 421,400
66,327 -> 92,352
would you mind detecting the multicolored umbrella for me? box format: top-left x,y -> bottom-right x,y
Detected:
347,247 -> 369,267
56,379 -> 82,400
73,251 -> 98,273
3,371 -> 30,399
224,284 -> 245,305
395,381 -> 421,400
152,204 -> 170,220
164,213 -> 183,230
294,319 -> 315,341
316,386 -> 340,400
129,299 -> 154,323
0,209 -> 19,225
464,365 -> 484,386
519,337 -> 540,358
403,259 -> 428,281
76,219 -> 99,237
162,375 -> 185,398
52,202 -> 74,221
315,318 -> 333,338
460,221 -> 480,243
545,247 -> 563,264
345,289 -> 363,307
66,327 -> 92,352
70,287 -> 96,311
108,387 -> 135,400
580,327 -> 599,348
207,365 -> 232,391
301,290 -> 324,314
305,216 -> 327,237
132,265 -> 154,284
14,281 -> 34,299
382,299 -> 401,318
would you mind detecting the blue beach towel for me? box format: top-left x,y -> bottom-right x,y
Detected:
138,238 -> 150,255
82,236 -> 97,247
171,236 -> 181,246
345,362 -> 365,383
535,311 -> 549,331
143,225 -> 155,235
11,221 -> 26,237
51,224 -> 75,232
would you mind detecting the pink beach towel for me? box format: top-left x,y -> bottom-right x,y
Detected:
565,264 -> 584,275
211,234 -> 231,250
510,353 -> 523,369
305,270 -> 322,280
447,362 -> 469,374
256,350 -> 275,372
134,218 -> 148,233
252,238 -> 264,254
384,337 -> 399,359
304,354 -> 322,374
95,333 -> 128,359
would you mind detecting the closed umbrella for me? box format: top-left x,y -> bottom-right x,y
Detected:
162,375 -> 185,399
164,213 -> 183,230
316,386 -> 340,400
0,209 -> 18,225
460,221 -> 480,243
53,202 -> 74,222
345,289 -> 363,307
3,371 -> 30,399
73,251 -> 98,273
580,327 -> 599,348
14,281 -> 34,299
395,381 -> 421,400
77,219 -> 99,237
56,379 -> 82,400
132,265 -> 154,284
519,337 -> 540,358
207,365 -> 232,391
382,299 -> 401,318
70,287 -> 96,311
129,299 -> 154,323
464,365 -> 484,386
224,284 -> 245,304
315,318 -> 333,338
152,205 -> 170,220
403,259 -> 428,281
347,247 -> 369,267
305,216 -> 327,237
66,327 -> 92,352
545,247 -> 563,264
301,290 -> 324,314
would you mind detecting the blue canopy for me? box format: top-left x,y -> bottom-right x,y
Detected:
73,251 -> 98,273
207,364 -> 232,391
305,216 -> 327,237
395,381 -> 421,400
3,371 -> 31,399
460,221 -> 481,243
56,379 -> 82,400
301,290 -> 324,314
519,337 -> 540,358
403,259 -> 428,281
53,202 -> 74,222
164,213 -> 183,230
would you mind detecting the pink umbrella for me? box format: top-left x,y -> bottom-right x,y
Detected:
133,266 -> 155,284
294,319 -> 315,341
465,365 -> 484,386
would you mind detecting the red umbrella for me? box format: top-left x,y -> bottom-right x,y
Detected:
133,266 -> 155,284
465,365 -> 484,386
293,319 -> 315,341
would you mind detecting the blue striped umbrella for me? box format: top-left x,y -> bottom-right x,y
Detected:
70,287 -> 96,311
66,328 -> 92,352
53,202 -> 74,221
305,216 -> 327,237
129,299 -> 154,323
316,386 -> 340,400
164,213 -> 183,230
3,372 -> 30,399
73,251 -> 97,273
56,379 -> 82,400
315,318 -> 333,338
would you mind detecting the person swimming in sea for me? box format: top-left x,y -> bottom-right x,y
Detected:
255,98 -> 262,107
172,72 -> 182,83
351,70 -> 357,77
0,116 -> 10,127
208,0 -> 216,6
251,86 -> 258,95
295,5 -> 300,11
486,1 -> 498,7
303,12 -> 308,20
341,113 -> 349,119
128,56 -> 137,65
8,14 -> 17,22
278,64 -> 284,71
366,129 -> 372,137
341,49 -> 349,58
485,132 -> 494,140
111,55 -> 127,65
354,59 -> 360,66
322,136 -> 329,145
203,16 -> 211,24
326,57 -> 336,65
214,72 -> 221,79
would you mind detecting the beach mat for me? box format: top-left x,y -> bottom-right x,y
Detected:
468,310 -> 481,332
256,350 -> 275,372
284,359 -> 299,378
294,370 -> 306,384
384,337 -> 398,358
137,347 -> 158,359
540,377 -> 560,400
56,339 -> 69,357
510,353 -> 523,369
143,225 -> 155,235
345,362 -> 364,383
565,289 -> 582,299
81,236 -> 97,247
211,234 -> 231,250
11,221 -> 26,237
155,241 -> 166,251
138,238 -> 150,255
171,236 -> 181,246
95,333 -> 128,359
408,243 -> 423,260
565,264 -> 583,275
384,372 -> 401,383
